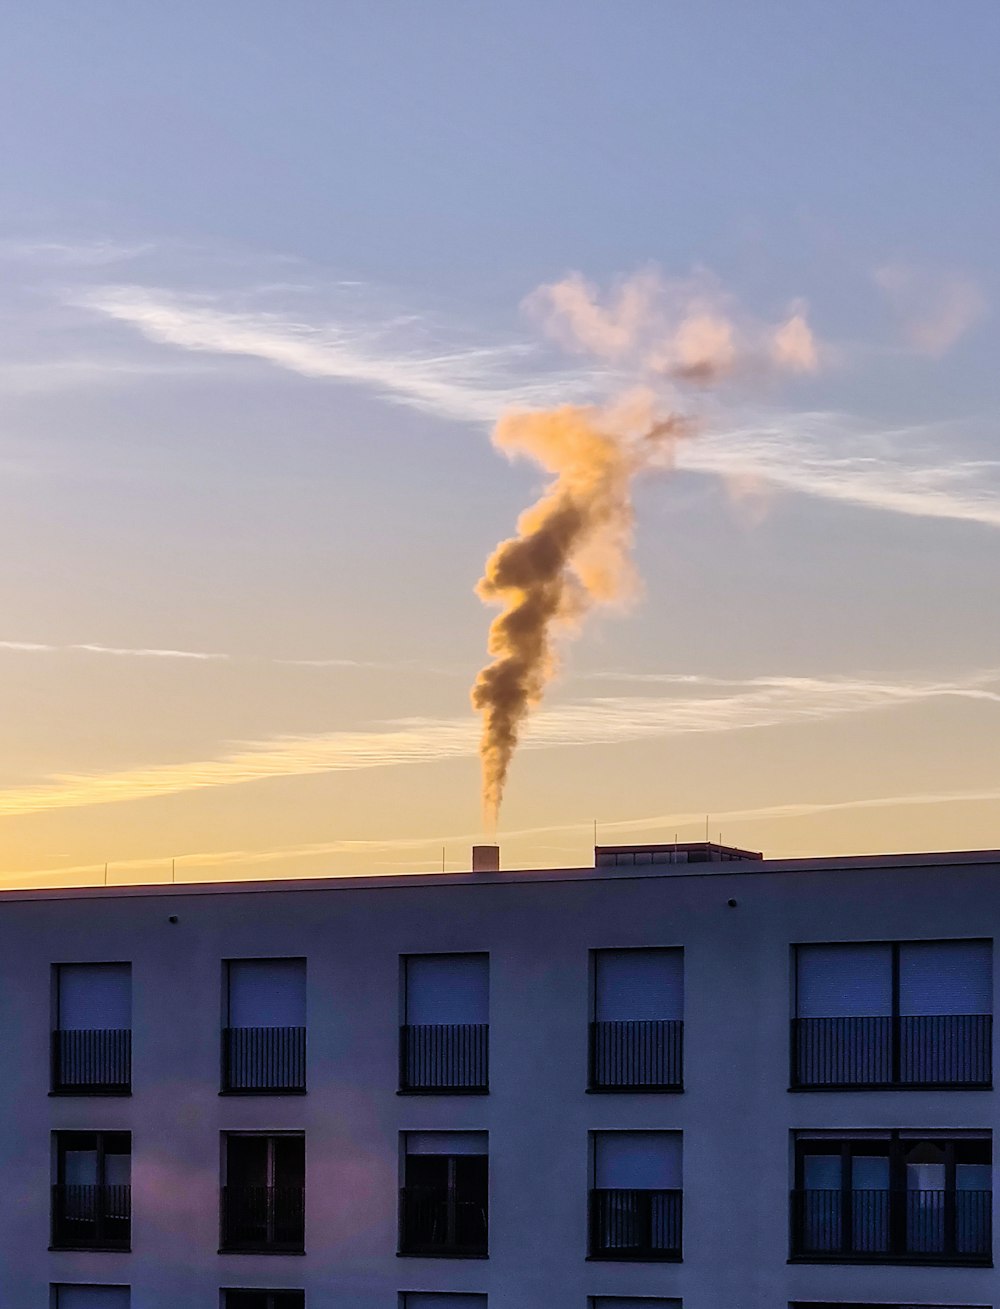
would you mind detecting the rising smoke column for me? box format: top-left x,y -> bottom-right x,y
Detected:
472,271 -> 818,826
471,395 -> 685,826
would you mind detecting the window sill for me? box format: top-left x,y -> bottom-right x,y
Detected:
218,1248 -> 306,1256
49,1089 -> 132,1097
218,1089 -> 307,1096
586,1086 -> 684,1094
586,1253 -> 682,1263
788,1083 -> 993,1093
787,1255 -> 993,1267
49,1245 -> 131,1254
396,1251 -> 489,1259
396,1088 -> 489,1096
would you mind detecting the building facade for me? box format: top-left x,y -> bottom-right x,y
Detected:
0,841 -> 996,1308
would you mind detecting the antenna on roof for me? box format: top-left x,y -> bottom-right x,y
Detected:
441,846 -> 446,873
103,862 -> 108,887
171,857 -> 176,883
705,814 -> 710,843
593,818 -> 598,848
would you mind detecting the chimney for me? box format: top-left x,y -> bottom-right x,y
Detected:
472,844 -> 500,873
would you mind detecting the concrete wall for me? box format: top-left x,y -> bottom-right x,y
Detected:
0,853 -> 997,1308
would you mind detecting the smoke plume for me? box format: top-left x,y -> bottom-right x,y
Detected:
472,270 -> 818,826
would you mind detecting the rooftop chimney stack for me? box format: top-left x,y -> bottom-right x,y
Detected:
472,844 -> 500,873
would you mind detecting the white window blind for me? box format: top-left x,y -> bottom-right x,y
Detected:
55,1289 -> 130,1309
228,959 -> 305,1027
796,944 -> 892,1017
898,940 -> 992,1015
58,965 -> 131,1030
406,1131 -> 487,1157
402,1297 -> 487,1309
405,954 -> 488,1025
594,1132 -> 682,1189
594,949 -> 683,1021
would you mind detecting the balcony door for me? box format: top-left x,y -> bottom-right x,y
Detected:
53,1131 -> 130,1250
53,963 -> 131,1093
400,1131 -> 488,1255
222,1134 -> 305,1252
591,949 -> 683,1090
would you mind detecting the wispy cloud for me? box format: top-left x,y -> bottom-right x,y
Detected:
0,640 -> 230,661
0,670 -> 995,820
74,283 -> 1000,533
0,237 -> 153,267
75,284 -> 591,423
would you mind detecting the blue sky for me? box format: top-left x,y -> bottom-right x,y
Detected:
0,2 -> 998,883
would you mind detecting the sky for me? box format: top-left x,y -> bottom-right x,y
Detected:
1,1 -> 999,887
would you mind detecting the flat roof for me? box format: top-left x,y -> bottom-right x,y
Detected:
0,847 -> 999,906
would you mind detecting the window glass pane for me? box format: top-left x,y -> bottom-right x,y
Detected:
405,955 -> 488,1025
852,1155 -> 890,1189
228,960 -> 305,1028
55,1290 -> 130,1309
797,945 -> 892,1017
803,1155 -> 841,1189
594,1132 -> 681,1189
63,1149 -> 98,1186
58,965 -> 131,1030
898,941 -> 992,1016
594,949 -> 683,1021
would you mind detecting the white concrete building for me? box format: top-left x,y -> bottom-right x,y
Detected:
0,840 -> 996,1309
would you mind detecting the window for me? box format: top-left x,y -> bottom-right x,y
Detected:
792,940 -> 992,1088
52,1132 -> 130,1250
399,1131 -> 488,1256
221,1134 -> 305,1252
52,964 -> 131,1094
53,1289 -> 129,1309
590,949 -> 683,1091
222,1294 -> 304,1309
589,1132 -> 682,1261
223,959 -> 306,1092
400,954 -> 489,1093
400,1297 -> 487,1308
791,1131 -> 991,1263
790,1304 -> 989,1308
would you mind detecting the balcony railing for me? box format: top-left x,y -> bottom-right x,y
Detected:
589,1020 -> 683,1091
791,1188 -> 992,1262
52,1029 -> 131,1094
398,1185 -> 488,1256
51,1184 -> 131,1249
220,1185 -> 305,1252
588,1187 -> 683,1260
791,1014 -> 992,1088
222,1026 -> 306,1092
399,1024 -> 488,1093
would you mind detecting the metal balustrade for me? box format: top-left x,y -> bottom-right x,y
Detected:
588,1187 -> 683,1260
220,1185 -> 305,1251
398,1184 -> 488,1256
51,1184 -> 131,1249
791,1187 -> 992,1262
222,1026 -> 306,1092
52,1028 -> 131,1093
589,1020 -> 683,1090
399,1023 -> 488,1093
791,1014 -> 992,1088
